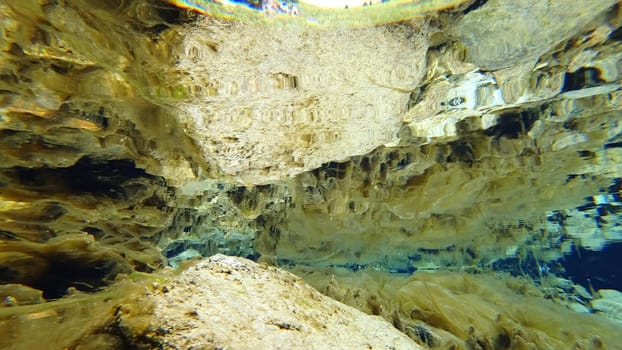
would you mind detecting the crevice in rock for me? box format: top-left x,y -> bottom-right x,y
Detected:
604,141 -> 622,149
609,25 -> 622,41
462,0 -> 488,15
7,157 -> 149,199
561,67 -> 606,93
0,235 -> 134,300
152,0 -> 195,25
484,108 -> 540,139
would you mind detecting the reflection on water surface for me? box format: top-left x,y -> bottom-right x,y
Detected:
0,0 -> 621,348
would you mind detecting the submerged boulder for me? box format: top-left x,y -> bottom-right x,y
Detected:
0,255 -> 423,350
143,255 -> 421,349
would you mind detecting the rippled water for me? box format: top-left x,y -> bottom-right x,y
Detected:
167,0 -> 470,25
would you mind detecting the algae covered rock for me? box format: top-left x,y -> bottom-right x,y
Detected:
592,289 -> 622,323
454,0 -> 618,70
295,267 -> 622,349
0,284 -> 44,307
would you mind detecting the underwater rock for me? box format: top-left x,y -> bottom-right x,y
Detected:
0,156 -> 172,292
0,278 -> 146,350
1,255 -> 421,349
294,267 -> 622,348
1,0 -> 620,278
0,234 -> 134,299
0,0 -> 192,292
163,230 -> 256,268
454,0 -> 618,70
263,90 -> 621,271
547,181 -> 622,253
174,17 -> 428,184
0,0 -> 621,347
592,289 -> 622,323
140,255 -> 422,349
0,284 -> 44,307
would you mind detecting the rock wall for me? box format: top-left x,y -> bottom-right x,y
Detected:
1,0 -> 622,348
0,0 -> 187,296
174,18 -> 429,184
161,0 -> 622,275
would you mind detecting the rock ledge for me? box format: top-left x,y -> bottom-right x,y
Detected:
144,255 -> 421,349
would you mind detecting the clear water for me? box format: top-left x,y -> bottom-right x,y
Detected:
1,0 -> 622,348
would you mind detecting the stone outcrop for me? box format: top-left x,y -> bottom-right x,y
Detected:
0,255 -> 422,350
145,255 -> 421,349
1,0 -> 621,348
592,288 -> 622,323
161,0 -> 622,275
453,0 -> 619,71
174,18 -> 428,184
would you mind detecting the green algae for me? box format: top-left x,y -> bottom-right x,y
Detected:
294,267 -> 621,349
0,280 -> 146,350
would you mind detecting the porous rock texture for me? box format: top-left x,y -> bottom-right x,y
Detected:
0,255 -> 422,350
1,0 -> 622,348
453,0 -> 619,70
145,255 -> 421,350
175,19 -> 428,184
